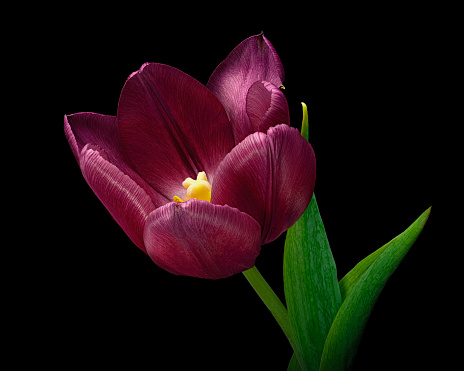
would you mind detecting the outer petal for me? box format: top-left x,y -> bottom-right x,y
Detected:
211,125 -> 316,245
64,113 -> 167,207
246,81 -> 290,133
80,145 -> 156,252
143,200 -> 261,279
207,33 -> 285,144
65,112 -> 120,164
117,63 -> 235,202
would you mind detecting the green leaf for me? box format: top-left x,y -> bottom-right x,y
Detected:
284,195 -> 342,370
300,102 -> 309,141
338,242 -> 389,302
284,102 -> 342,370
320,207 -> 431,371
287,354 -> 300,371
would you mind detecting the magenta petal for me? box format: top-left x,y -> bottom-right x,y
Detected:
65,113 -> 121,163
117,63 -> 235,201
207,33 -> 285,144
143,200 -> 261,279
64,113 -> 167,207
79,145 -> 156,252
211,125 -> 316,245
246,81 -> 290,133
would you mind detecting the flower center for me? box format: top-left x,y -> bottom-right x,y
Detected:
173,171 -> 212,203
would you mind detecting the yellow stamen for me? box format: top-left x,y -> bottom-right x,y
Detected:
173,172 -> 212,203
182,177 -> 195,189
173,196 -> 183,203
196,171 -> 208,182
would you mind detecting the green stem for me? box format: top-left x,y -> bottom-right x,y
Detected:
242,266 -> 296,351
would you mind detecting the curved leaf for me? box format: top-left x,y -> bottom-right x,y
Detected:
320,207 -> 431,370
287,354 -> 300,371
338,242 -> 389,302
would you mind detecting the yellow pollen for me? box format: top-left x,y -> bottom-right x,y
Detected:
173,171 -> 212,203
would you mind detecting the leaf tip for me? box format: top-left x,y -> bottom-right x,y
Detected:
421,206 -> 432,224
300,102 -> 309,141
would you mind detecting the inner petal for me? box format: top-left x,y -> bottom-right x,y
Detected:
211,125 -> 316,245
246,80 -> 290,133
117,63 -> 234,201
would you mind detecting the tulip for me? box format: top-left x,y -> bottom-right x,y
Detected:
64,33 -> 316,279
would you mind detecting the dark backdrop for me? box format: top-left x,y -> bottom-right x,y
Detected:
37,4 -> 445,370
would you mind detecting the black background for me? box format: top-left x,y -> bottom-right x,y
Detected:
22,3 -> 449,370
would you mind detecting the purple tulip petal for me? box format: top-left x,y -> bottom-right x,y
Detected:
65,112 -> 120,163
64,113 -> 167,207
117,63 -> 235,202
211,124 -> 316,245
143,200 -> 261,279
207,33 -> 285,144
246,81 -> 290,133
79,145 -> 157,252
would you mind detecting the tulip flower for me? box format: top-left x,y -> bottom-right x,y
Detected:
64,33 -> 316,279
